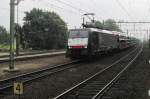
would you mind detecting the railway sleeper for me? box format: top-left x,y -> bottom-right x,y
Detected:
111,83 -> 122,87
108,86 -> 126,93
89,81 -> 109,84
67,95 -> 94,99
81,86 -> 104,90
103,88 -> 126,98
121,59 -> 131,63
0,90 -> 12,96
77,92 -> 98,96
86,84 -> 106,87
0,83 -> 11,88
88,81 -> 109,85
118,77 -> 127,81
110,68 -> 122,71
78,89 -> 100,93
101,96 -> 112,99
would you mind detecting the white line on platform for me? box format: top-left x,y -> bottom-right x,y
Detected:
148,90 -> 150,96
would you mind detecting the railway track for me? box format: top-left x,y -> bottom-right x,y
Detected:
53,44 -> 143,99
0,60 -> 80,96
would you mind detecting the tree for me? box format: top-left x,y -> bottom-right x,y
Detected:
95,21 -> 103,29
83,19 -> 121,31
0,25 -> 10,45
104,19 -> 121,32
22,8 -> 67,50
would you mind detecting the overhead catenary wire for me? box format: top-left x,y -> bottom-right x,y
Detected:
56,0 -> 106,23
43,0 -> 99,28
115,0 -> 133,21
54,0 -> 89,13
55,0 -> 104,21
114,0 -> 137,34
86,0 -> 103,20
43,0 -> 83,16
34,0 -> 83,28
91,0 -> 109,19
144,0 -> 150,21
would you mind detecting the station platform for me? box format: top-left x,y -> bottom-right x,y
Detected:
0,54 -> 68,80
0,49 -> 65,57
0,51 -> 65,62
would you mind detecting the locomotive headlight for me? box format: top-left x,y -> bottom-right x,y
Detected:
84,46 -> 87,48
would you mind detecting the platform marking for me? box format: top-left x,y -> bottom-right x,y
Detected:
148,90 -> 150,96
14,82 -> 23,95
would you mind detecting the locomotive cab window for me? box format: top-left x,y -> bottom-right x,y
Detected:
69,30 -> 89,38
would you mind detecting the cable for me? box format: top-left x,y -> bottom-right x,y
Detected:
43,0 -> 82,15
115,0 -> 133,20
91,0 -> 108,17
54,0 -> 88,13
145,0 -> 150,21
41,0 -> 84,28
55,0 -> 105,22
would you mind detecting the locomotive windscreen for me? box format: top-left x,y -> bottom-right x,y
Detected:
69,30 -> 89,38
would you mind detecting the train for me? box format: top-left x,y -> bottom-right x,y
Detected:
66,28 -> 133,58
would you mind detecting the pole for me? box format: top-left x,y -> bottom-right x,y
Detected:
102,20 -> 105,30
16,4 -> 20,56
133,24 -> 135,32
147,29 -> 149,48
10,0 -> 15,70
127,29 -> 129,38
149,29 -> 150,48
92,14 -> 95,23
82,16 -> 85,28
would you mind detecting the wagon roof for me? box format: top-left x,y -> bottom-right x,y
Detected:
69,28 -> 115,35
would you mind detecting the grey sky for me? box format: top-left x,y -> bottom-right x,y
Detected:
1,0 -> 150,37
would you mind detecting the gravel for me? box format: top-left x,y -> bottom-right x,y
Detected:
103,42 -> 150,99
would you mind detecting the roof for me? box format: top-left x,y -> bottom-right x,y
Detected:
69,28 -> 114,35
69,28 -> 129,37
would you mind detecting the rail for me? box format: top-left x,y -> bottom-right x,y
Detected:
53,44 -> 142,99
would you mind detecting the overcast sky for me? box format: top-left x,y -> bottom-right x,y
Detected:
1,0 -> 150,38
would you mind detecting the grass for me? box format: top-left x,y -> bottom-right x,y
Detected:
0,44 -> 16,51
0,44 -> 10,50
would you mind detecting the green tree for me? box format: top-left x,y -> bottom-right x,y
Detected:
23,8 -> 67,50
83,19 -> 121,31
104,19 -> 121,32
95,21 -> 103,29
0,25 -> 10,45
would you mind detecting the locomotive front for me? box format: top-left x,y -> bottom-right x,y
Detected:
66,29 -> 89,58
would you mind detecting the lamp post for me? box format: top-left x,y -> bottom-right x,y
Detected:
9,0 -> 15,70
6,0 -> 22,71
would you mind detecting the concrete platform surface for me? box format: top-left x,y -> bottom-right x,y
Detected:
0,51 -> 65,62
